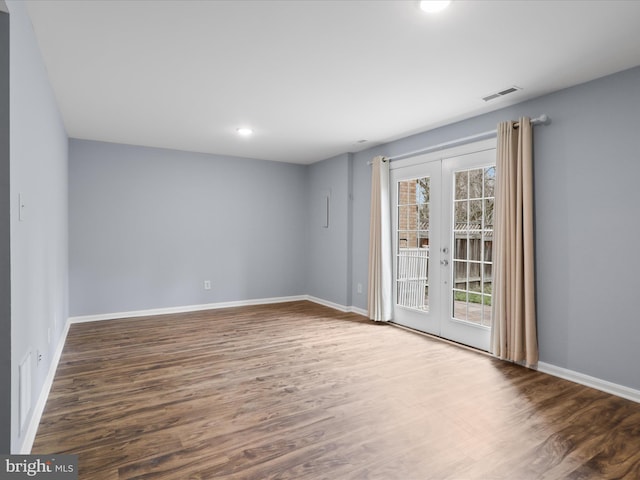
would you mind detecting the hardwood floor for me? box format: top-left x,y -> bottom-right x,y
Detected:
33,301 -> 640,479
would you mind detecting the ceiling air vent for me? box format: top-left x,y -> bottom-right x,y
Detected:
482,86 -> 522,102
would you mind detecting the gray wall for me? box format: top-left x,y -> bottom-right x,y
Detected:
0,9 -> 9,454
306,153 -> 353,306
335,65 -> 640,391
69,140 -> 308,316
8,0 -> 68,453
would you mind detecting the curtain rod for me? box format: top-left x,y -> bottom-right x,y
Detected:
368,114 -> 549,165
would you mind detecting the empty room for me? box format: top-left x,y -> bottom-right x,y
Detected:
2,0 -> 640,478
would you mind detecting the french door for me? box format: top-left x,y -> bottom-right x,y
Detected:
390,141 -> 496,351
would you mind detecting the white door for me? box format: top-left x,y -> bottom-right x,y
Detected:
391,141 -> 496,351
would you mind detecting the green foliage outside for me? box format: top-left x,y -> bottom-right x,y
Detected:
454,284 -> 492,306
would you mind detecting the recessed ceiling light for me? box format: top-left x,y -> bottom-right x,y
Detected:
419,0 -> 451,13
236,127 -> 253,136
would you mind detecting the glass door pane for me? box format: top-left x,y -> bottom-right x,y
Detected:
451,166 -> 494,327
396,177 -> 430,311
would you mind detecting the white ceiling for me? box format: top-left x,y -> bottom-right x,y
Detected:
25,0 -> 640,164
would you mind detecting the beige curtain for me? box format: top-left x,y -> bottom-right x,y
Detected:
490,118 -> 538,366
368,156 -> 393,321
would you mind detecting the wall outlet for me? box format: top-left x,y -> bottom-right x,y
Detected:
37,351 -> 43,365
204,280 -> 211,290
357,283 -> 363,294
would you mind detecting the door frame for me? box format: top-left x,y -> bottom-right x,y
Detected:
390,138 -> 497,349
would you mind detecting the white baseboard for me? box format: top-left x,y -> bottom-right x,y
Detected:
306,296 -> 368,318
537,362 -> 640,404
19,319 -> 71,454
70,295 -> 368,324
350,306 -> 368,317
68,295 -> 308,323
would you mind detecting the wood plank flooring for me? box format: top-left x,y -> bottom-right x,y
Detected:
33,301 -> 640,479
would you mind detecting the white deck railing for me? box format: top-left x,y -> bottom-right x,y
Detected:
397,247 -> 429,310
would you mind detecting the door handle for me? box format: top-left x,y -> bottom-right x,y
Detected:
440,259 -> 449,266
